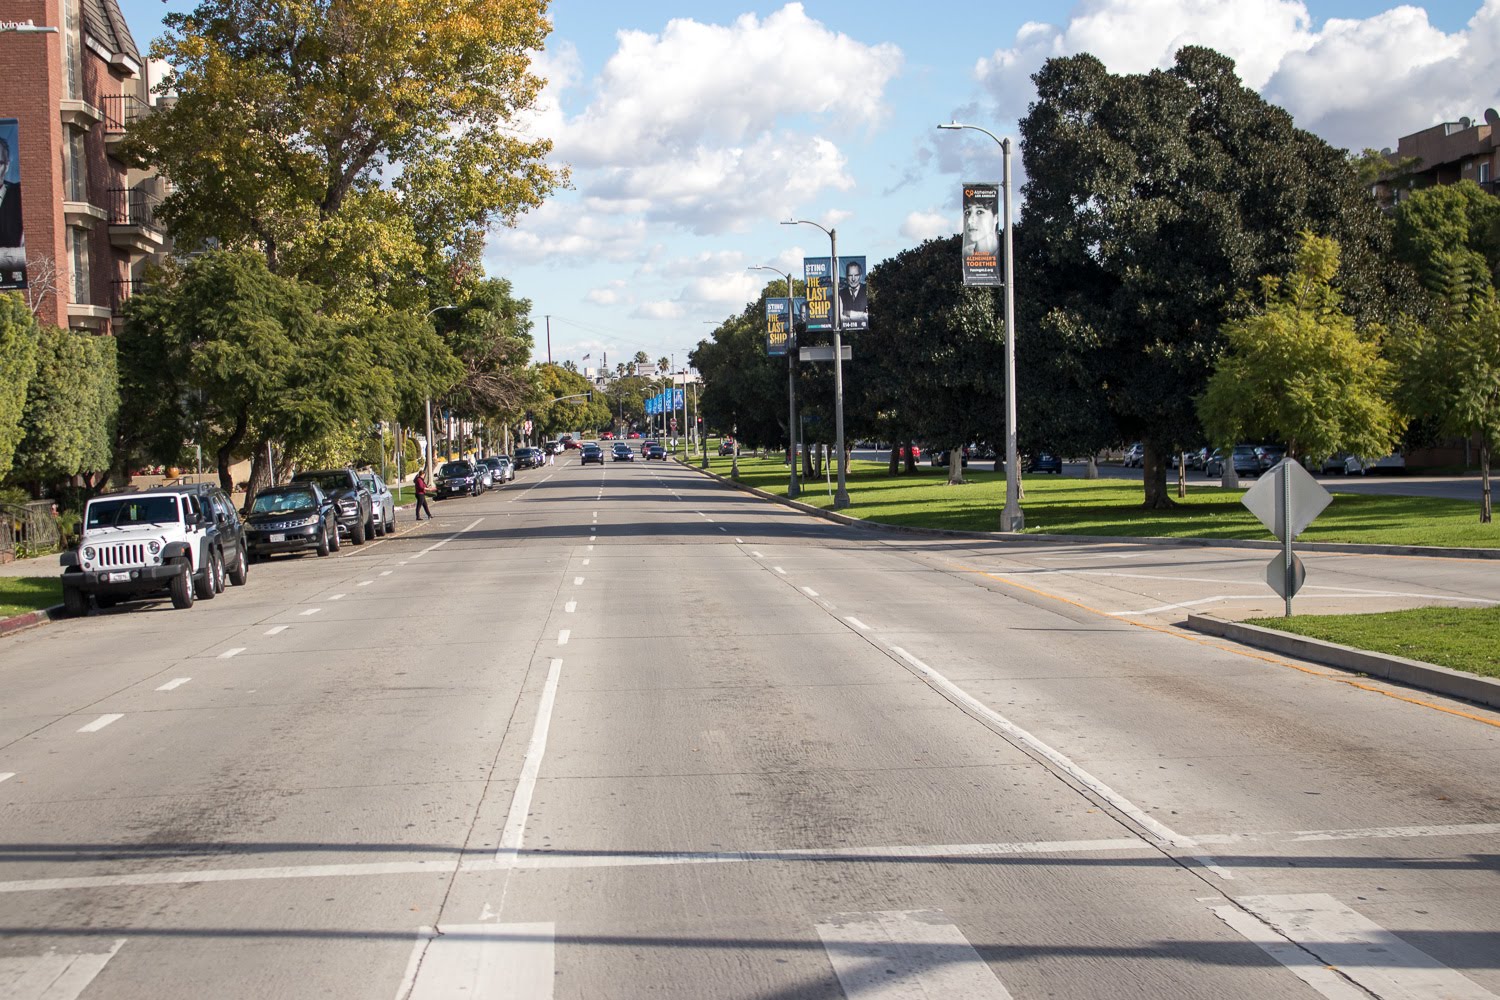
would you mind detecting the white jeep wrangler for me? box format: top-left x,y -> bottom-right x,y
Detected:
59,487 -> 228,613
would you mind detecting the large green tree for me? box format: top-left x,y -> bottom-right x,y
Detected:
1198,233 -> 1404,463
126,0 -> 565,299
1019,46 -> 1402,507
434,278 -> 537,432
9,327 -> 118,491
0,293 -> 40,483
1393,180 -> 1500,293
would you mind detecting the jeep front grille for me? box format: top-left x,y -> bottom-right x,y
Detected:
97,543 -> 147,568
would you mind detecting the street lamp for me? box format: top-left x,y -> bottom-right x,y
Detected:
749,265 -> 800,499
936,121 -> 1023,532
780,219 -> 849,509
423,304 -> 456,484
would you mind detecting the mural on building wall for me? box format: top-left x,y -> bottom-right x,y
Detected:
0,119 -> 25,290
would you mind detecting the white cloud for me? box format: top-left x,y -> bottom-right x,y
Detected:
901,210 -> 951,242
633,301 -> 686,320
486,200 -> 647,265
586,280 -> 630,306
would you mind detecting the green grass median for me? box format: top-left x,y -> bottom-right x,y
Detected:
1244,607 -> 1500,679
0,577 -> 63,620
691,450 -> 1498,548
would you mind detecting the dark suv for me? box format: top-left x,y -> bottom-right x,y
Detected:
514,447 -> 543,469
290,469 -> 375,544
435,460 -> 481,498
244,483 -> 339,559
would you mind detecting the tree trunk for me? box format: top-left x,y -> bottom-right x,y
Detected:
903,440 -> 917,475
1177,451 -> 1186,499
888,446 -> 899,476
947,448 -> 964,485
1141,442 -> 1177,509
242,439 -> 274,511
217,408 -> 249,494
1482,442 -> 1492,524
1085,456 -> 1098,479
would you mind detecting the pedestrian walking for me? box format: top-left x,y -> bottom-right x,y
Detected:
413,470 -> 432,521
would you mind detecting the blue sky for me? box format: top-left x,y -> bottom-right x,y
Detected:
118,0 -> 1496,369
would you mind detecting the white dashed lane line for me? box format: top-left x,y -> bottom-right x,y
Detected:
77,714 -> 123,733
0,772 -> 15,784
557,630 -> 570,646
156,678 -> 192,691
774,567 -> 786,575
330,594 -> 345,601
299,608 -> 322,616
379,570 -> 392,577
800,587 -> 818,597
574,577 -> 584,586
844,616 -> 870,631
357,581 -> 373,587
565,602 -> 576,613
265,625 -> 289,636
217,648 -> 245,660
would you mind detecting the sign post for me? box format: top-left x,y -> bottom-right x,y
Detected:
1241,459 -> 1332,616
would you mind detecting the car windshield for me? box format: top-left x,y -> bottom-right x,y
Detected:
250,490 -> 319,515
86,496 -> 180,529
1234,446 -> 1258,457
359,477 -> 382,492
440,462 -> 471,476
483,459 -> 502,469
296,472 -> 352,493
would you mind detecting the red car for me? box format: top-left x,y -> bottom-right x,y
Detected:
562,438 -> 581,450
640,439 -> 658,456
628,432 -> 641,439
601,431 -> 614,440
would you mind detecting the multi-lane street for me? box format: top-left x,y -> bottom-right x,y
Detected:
2,454 -> 1498,999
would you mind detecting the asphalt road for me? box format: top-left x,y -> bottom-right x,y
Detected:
2,456 -> 1498,999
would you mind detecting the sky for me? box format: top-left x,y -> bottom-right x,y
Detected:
118,0 -> 1497,370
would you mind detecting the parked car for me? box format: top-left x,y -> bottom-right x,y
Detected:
1025,452 -> 1063,474
1367,452 -> 1406,474
1320,452 -> 1364,475
1257,445 -> 1287,470
434,460 -> 482,498
290,468 -> 375,544
244,483 -> 340,560
611,443 -> 635,462
1206,445 -> 1263,478
1185,447 -> 1211,471
513,447 -> 543,469
931,446 -> 970,468
60,483 -> 247,614
482,455 -> 514,483
473,463 -> 494,491
581,443 -> 605,465
644,443 -> 667,460
358,473 -> 397,536
1123,443 -> 1144,467
600,431 -> 615,440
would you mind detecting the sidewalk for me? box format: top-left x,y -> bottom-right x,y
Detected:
0,551 -> 61,579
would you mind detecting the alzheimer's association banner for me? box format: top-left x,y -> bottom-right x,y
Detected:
961,183 -> 1001,287
803,257 -> 832,331
0,119 -> 27,291
766,297 -> 791,355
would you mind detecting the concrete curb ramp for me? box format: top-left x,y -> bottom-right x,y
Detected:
1184,613 -> 1500,711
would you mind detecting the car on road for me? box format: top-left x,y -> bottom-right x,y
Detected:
1257,445 -> 1287,471
581,443 -> 605,465
244,483 -> 340,561
482,455 -> 514,483
611,443 -> 635,461
435,460 -> 482,498
640,439 -> 659,456
291,468 -> 376,544
1123,442 -> 1144,467
644,443 -> 667,461
718,439 -> 736,456
1205,445 -> 1263,478
1025,452 -> 1063,474
358,473 -> 397,536
514,447 -> 544,469
930,446 -> 970,468
473,463 -> 494,492
600,431 -> 615,440
60,483 -> 247,614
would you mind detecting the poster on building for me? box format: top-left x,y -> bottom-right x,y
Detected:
0,119 -> 26,291
766,297 -> 791,355
838,255 -> 868,331
803,257 -> 832,331
961,183 -> 1001,287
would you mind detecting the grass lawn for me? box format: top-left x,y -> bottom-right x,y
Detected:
691,451 -> 1499,548
0,577 -> 63,619
1244,607 -> 1500,679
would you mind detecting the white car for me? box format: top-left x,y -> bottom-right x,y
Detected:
358,473 -> 398,535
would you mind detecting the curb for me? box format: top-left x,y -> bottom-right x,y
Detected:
1184,613 -> 1500,712
0,604 -> 65,637
675,458 -> 1499,560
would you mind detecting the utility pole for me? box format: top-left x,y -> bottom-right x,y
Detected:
545,314 -> 552,366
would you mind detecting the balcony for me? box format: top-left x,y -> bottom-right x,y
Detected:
107,187 -> 165,255
112,277 -> 147,303
100,95 -> 150,158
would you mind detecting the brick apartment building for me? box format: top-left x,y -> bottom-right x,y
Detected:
0,0 -> 165,335
1374,108 -> 1500,206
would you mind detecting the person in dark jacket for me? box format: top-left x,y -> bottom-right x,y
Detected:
413,470 -> 432,521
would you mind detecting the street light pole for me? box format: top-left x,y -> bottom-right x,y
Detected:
749,265 -> 800,499
780,220 -> 848,508
937,122 -> 1023,532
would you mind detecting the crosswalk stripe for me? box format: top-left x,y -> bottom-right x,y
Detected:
397,923 -> 553,1000
0,938 -> 125,1000
816,910 -> 1014,999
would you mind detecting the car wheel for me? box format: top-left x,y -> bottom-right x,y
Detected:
170,563 -> 195,609
213,550 -> 226,593
194,551 -> 220,600
228,545 -> 249,586
351,516 -> 366,545
316,526 -> 331,557
329,519 -> 342,551
366,514 -> 377,539
62,585 -> 90,617
384,511 -> 397,535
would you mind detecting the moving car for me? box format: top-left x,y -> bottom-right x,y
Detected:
930,446 -> 969,468
482,455 -> 514,483
514,447 -> 543,469
718,440 -> 735,456
611,443 -> 635,462
1025,452 -> 1062,474
644,443 -> 667,460
358,472 -> 397,536
640,439 -> 658,456
581,443 -> 605,465
290,469 -> 376,544
244,483 -> 340,560
435,460 -> 482,498
1123,443 -> 1144,467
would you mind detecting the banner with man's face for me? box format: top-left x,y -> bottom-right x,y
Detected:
838,255 -> 868,331
961,183 -> 1001,287
766,297 -> 791,355
803,257 -> 832,331
0,119 -> 27,291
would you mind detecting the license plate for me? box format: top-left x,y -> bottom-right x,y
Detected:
107,571 -> 129,583
269,533 -> 285,543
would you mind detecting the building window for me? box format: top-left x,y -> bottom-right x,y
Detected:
68,228 -> 91,304
63,0 -> 81,101
1482,161 -> 1492,185
65,128 -> 87,202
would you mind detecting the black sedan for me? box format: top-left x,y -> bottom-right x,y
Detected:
581,444 -> 605,465
611,443 -> 635,462
243,485 -> 339,559
644,444 -> 667,461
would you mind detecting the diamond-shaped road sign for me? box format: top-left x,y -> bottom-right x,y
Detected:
1241,458 -> 1332,541
1265,551 -> 1307,599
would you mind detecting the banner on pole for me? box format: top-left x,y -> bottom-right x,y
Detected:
961,182 -> 1002,287
803,257 -> 832,331
838,255 -> 868,331
0,119 -> 28,291
766,297 -> 791,355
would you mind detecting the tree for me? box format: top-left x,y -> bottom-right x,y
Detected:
10,327 -> 119,490
0,293 -> 39,482
1198,233 -> 1404,464
1393,181 -> 1500,293
692,301 -> 793,451
434,278 -> 536,427
1394,252 -> 1500,522
528,364 -> 609,438
125,0 -> 565,296
1019,46 -> 1403,508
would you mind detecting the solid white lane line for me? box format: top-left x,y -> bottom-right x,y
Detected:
217,647 -> 245,659
557,630 -> 570,646
800,586 -> 818,597
1195,821 -> 1500,845
496,658 -> 564,865
264,625 -> 290,636
299,608 -> 322,616
398,923 -> 555,1000
844,616 -> 870,631
816,910 -> 1015,999
573,577 -> 584,586
565,602 -> 576,613
1220,894 -> 1500,1000
884,644 -> 1203,856
1109,595 -> 1282,615
0,773 -> 14,784
774,566 -> 786,575
0,937 -> 126,1000
77,714 -> 123,733
156,678 -> 191,691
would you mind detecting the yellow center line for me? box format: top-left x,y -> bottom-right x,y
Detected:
947,560 -> 1500,732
